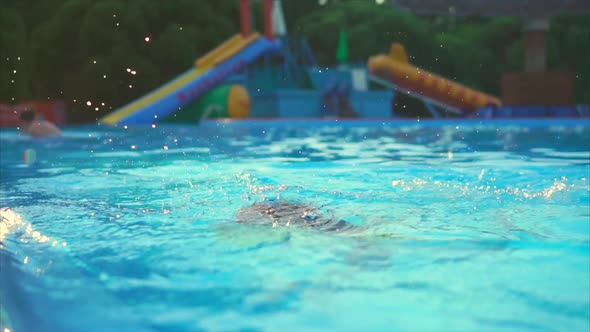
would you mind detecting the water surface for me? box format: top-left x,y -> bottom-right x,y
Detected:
1,119 -> 589,332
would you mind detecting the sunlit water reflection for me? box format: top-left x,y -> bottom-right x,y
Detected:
1,120 -> 589,332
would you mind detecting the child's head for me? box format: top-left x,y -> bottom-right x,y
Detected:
19,108 -> 37,124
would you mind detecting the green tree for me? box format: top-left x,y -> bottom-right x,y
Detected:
21,0 -> 241,122
434,17 -> 522,95
29,0 -> 91,98
0,8 -> 31,101
296,1 -> 436,67
548,16 -> 590,104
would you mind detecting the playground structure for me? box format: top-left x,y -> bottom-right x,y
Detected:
99,0 -> 400,124
100,0 -> 510,124
94,0 -> 588,125
234,2 -> 396,119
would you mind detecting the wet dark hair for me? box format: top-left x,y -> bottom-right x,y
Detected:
19,108 -> 36,122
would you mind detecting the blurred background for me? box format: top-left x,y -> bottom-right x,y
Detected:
1,0 -> 589,124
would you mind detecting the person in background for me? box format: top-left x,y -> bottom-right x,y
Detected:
19,108 -> 62,137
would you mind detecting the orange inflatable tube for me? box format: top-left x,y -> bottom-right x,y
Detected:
368,43 -> 501,113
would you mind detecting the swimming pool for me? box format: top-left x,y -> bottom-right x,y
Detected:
1,119 -> 589,332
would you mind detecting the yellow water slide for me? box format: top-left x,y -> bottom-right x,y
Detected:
100,33 -> 265,126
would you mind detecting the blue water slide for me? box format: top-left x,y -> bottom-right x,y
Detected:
105,37 -> 279,125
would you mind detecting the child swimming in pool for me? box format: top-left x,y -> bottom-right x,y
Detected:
19,108 -> 62,137
235,201 -> 352,232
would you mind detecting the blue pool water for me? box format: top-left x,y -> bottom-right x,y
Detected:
1,119 -> 589,332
